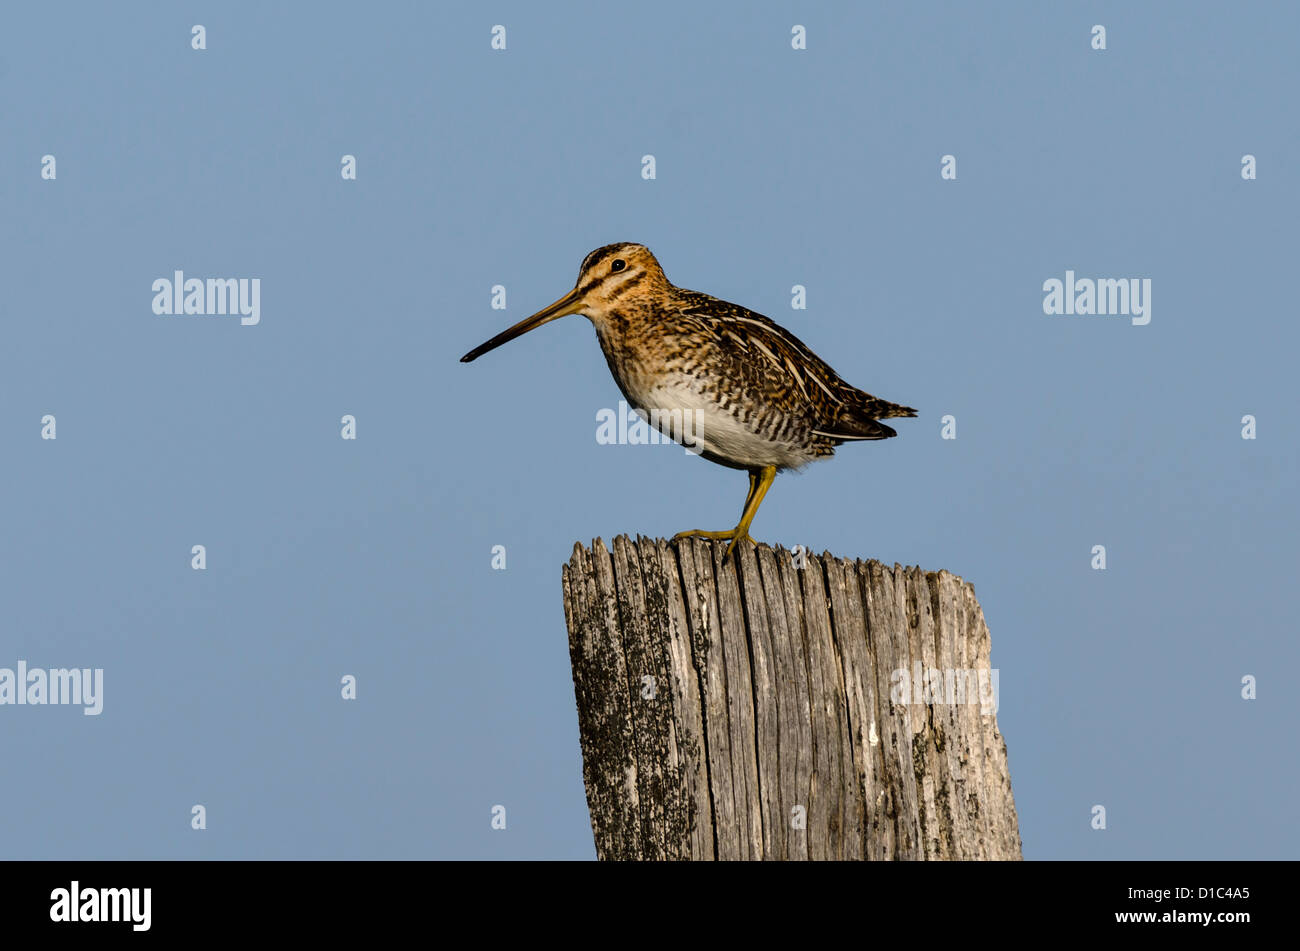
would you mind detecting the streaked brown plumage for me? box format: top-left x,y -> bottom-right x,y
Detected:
461,243 -> 916,556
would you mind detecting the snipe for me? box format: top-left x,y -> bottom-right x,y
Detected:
461,243 -> 916,559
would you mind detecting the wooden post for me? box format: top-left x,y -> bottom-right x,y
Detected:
560,535 -> 1022,860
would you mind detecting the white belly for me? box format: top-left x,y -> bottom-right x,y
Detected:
631,378 -> 815,469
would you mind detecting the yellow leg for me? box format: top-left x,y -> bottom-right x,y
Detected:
672,470 -> 758,541
673,465 -> 777,561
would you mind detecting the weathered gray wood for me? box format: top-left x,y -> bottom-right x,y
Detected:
561,536 -> 1022,861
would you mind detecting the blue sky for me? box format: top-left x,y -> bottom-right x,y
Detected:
1,2 -> 1296,859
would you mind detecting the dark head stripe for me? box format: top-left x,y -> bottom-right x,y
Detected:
580,243 -> 633,274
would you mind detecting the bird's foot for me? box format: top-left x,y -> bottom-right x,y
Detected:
672,528 -> 757,562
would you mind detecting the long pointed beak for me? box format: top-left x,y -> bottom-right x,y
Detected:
460,287 -> 585,363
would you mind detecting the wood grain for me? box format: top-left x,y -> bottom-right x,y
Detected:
561,536 -> 1022,860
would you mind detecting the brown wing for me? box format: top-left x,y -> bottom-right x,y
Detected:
675,291 -> 917,441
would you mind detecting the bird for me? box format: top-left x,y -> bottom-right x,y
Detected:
460,243 -> 916,560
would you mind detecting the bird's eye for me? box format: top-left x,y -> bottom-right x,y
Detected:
610,259 -> 626,272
